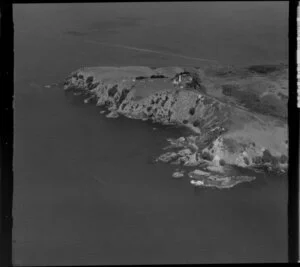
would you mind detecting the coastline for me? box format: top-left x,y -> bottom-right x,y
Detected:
63,64 -> 288,188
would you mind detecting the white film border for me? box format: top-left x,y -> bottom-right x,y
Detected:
298,6 -> 300,108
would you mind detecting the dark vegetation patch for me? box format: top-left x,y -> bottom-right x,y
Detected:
279,154 -> 288,164
211,101 -> 220,109
201,151 -> 213,161
161,96 -> 169,106
198,128 -> 223,150
189,107 -> 195,116
219,159 -> 226,166
261,149 -> 277,164
170,99 -> 176,107
136,76 -> 147,80
197,85 -> 207,94
147,106 -> 152,112
259,94 -> 287,118
259,100 -> 286,119
104,100 -> 113,108
150,74 -> 166,79
207,142 -> 214,150
155,98 -> 161,104
78,74 -> 84,79
222,138 -> 239,154
88,82 -> 100,90
252,156 -> 262,165
64,79 -> 70,86
182,119 -> 188,124
222,84 -> 286,119
119,89 -> 129,103
108,85 -> 118,97
243,157 -> 250,165
247,64 -> 281,74
222,84 -> 240,96
193,120 -> 200,127
202,97 -> 213,105
214,67 -> 236,77
176,71 -> 190,77
86,76 -> 94,84
186,73 -> 206,93
277,92 -> 288,102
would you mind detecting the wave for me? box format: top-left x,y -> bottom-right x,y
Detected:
84,39 -> 219,63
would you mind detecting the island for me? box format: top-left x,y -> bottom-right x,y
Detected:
63,64 -> 288,189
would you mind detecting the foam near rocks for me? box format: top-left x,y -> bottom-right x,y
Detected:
190,175 -> 256,189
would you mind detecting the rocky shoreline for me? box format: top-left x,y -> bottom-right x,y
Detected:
63,65 -> 288,189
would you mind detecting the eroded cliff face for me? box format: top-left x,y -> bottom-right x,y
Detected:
63,65 -> 288,187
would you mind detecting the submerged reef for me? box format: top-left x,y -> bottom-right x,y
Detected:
64,64 -> 288,189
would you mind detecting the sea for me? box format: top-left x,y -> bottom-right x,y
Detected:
13,3 -> 288,264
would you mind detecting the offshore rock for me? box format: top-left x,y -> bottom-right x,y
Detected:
157,152 -> 178,163
172,170 -> 185,179
188,169 -> 210,179
106,111 -> 119,118
206,165 -> 225,174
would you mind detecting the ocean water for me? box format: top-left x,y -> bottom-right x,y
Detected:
13,3 -> 288,264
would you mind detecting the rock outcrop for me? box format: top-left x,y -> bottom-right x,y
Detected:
64,65 -> 288,188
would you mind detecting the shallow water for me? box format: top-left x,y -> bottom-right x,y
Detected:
13,3 -> 288,264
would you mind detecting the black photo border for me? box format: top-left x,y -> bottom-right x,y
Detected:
0,1 -> 298,266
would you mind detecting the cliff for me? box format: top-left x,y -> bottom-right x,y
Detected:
63,64 -> 288,187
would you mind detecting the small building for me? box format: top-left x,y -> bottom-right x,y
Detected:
172,72 -> 194,87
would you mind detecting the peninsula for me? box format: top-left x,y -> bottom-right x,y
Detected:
63,64 -> 288,188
